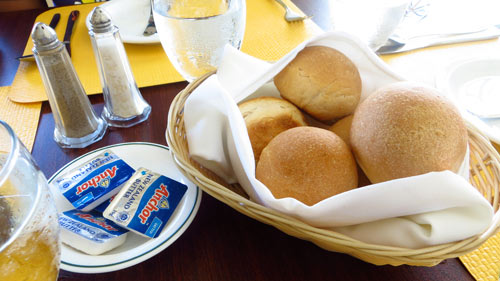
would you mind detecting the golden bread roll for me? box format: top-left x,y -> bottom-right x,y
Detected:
274,46 -> 362,121
239,97 -> 307,162
256,127 -> 358,206
350,81 -> 468,184
328,114 -> 353,147
328,115 -> 371,186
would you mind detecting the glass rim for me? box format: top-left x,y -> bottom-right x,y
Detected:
0,120 -> 19,188
152,0 -> 240,21
0,119 -> 42,253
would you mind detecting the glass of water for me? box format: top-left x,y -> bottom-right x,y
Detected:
153,0 -> 246,82
0,120 -> 60,280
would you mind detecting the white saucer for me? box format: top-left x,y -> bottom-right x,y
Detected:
436,57 -> 500,144
86,0 -> 160,44
48,142 -> 201,273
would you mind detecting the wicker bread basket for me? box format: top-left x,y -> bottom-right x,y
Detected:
166,72 -> 500,267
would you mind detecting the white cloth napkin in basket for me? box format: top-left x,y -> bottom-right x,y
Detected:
183,32 -> 493,249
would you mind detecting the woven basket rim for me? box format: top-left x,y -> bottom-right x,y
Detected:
166,72 -> 500,266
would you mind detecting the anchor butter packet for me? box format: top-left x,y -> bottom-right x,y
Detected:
53,150 -> 135,211
103,167 -> 188,238
59,209 -> 128,255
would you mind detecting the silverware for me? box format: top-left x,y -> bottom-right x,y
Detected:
274,0 -> 310,22
378,27 -> 489,53
377,24 -> 500,55
143,1 -> 156,36
16,13 -> 61,61
63,10 -> 79,57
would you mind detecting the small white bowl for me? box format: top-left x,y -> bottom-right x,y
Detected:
436,57 -> 500,144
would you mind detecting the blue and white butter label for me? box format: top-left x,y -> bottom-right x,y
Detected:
53,150 -> 135,210
59,209 -> 128,243
104,167 -> 187,238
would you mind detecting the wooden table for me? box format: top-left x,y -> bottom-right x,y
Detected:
0,1 -> 477,280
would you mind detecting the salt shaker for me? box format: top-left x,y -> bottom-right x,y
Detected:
32,22 -> 107,148
88,7 -> 151,128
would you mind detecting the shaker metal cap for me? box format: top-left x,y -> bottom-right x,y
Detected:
32,22 -> 60,51
90,7 -> 114,33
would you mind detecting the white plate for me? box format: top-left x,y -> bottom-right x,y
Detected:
436,57 -> 500,144
48,142 -> 201,273
85,0 -> 160,44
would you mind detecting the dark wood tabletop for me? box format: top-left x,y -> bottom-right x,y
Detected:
0,1 -> 476,280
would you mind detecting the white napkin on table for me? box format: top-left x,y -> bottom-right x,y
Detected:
183,32 -> 494,248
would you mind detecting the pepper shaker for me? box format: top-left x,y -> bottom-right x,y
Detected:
88,7 -> 151,128
32,22 -> 107,148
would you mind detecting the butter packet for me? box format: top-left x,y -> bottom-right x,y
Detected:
59,209 -> 128,255
103,167 -> 188,238
53,150 -> 135,211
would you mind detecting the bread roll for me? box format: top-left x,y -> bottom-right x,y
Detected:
239,97 -> 307,162
274,46 -> 362,121
328,114 -> 353,147
350,82 -> 468,183
256,127 -> 358,206
327,115 -> 372,187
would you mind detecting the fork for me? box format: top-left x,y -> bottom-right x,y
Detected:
274,0 -> 309,22
143,0 -> 157,36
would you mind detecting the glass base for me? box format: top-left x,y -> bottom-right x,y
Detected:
101,105 -> 151,128
53,119 -> 107,149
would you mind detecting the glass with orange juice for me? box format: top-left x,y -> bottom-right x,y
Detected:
0,120 -> 60,281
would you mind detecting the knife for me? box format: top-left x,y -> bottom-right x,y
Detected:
63,10 -> 79,57
377,24 -> 500,55
16,13 -> 61,61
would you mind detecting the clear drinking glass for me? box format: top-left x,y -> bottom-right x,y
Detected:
0,120 -> 60,281
153,0 -> 246,82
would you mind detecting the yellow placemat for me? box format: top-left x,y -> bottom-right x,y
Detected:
9,0 -> 321,103
460,233 -> 500,281
381,39 -> 500,281
0,86 -> 41,151
380,38 -> 500,85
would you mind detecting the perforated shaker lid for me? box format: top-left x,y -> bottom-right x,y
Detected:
89,6 -> 114,33
31,22 -> 60,51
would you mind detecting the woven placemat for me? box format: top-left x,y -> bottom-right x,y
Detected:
460,233 -> 500,281
0,86 -> 41,151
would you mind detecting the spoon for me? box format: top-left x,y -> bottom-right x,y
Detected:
274,0 -> 310,22
143,0 -> 157,36
377,25 -> 499,55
